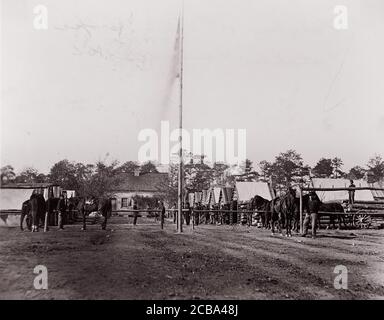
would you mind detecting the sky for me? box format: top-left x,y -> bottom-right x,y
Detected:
1,0 -> 384,174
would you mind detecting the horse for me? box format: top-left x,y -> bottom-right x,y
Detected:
20,200 -> 31,231
250,195 -> 272,228
321,202 -> 346,229
77,197 -> 99,230
271,188 -> 297,237
29,193 -> 46,232
98,197 -> 112,230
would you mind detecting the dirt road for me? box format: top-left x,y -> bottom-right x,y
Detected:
1,217 -> 383,299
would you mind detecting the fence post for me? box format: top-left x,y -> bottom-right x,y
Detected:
299,187 -> 303,234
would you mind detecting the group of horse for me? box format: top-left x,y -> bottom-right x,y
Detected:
187,188 -> 346,236
20,194 -> 112,232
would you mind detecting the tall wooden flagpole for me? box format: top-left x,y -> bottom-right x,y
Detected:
177,0 -> 185,233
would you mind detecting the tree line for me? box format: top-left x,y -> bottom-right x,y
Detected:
1,150 -> 383,201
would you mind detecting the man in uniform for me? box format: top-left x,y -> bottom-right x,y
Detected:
302,191 -> 321,239
160,201 -> 165,229
348,180 -> 356,205
185,202 -> 191,226
133,201 -> 138,226
57,192 -> 67,230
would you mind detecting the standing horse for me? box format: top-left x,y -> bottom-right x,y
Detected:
271,188 -> 297,237
98,197 -> 112,230
30,193 -> 46,232
250,195 -> 272,228
20,200 -> 31,231
77,197 -> 99,230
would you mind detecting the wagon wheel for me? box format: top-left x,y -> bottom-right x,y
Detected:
353,213 -> 372,229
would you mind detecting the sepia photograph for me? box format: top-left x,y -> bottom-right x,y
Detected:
1,0 -> 384,309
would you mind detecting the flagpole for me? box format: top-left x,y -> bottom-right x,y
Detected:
177,0 -> 185,233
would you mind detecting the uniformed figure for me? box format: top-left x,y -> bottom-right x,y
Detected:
348,180 -> 356,205
133,202 -> 138,226
172,202 -> 177,224
184,202 -> 191,226
302,191 -> 321,239
56,193 -> 67,230
160,202 -> 165,229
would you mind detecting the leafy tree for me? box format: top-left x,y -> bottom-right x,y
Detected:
140,161 -> 159,174
0,165 -> 16,184
211,162 -> 229,185
49,160 -> 79,190
184,156 -> 214,191
236,159 -> 259,182
115,161 -> 140,175
366,155 -> 384,183
347,166 -> 366,180
331,157 -> 344,178
312,158 -> 333,178
81,160 -> 123,198
258,160 -> 273,182
15,167 -> 39,183
272,150 -> 305,186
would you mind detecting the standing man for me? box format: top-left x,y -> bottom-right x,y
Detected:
133,201 -> 138,226
172,202 -> 177,224
57,192 -> 67,230
185,202 -> 191,226
160,201 -> 165,229
348,180 -> 356,205
302,191 -> 321,239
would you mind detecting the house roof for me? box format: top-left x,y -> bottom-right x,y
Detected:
111,173 -> 168,193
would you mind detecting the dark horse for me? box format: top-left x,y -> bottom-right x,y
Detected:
29,193 -> 46,232
98,197 -> 112,230
77,197 -> 99,230
77,197 -> 111,230
20,200 -> 31,231
271,188 -> 297,237
250,195 -> 273,229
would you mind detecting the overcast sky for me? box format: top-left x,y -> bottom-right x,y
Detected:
1,0 -> 384,174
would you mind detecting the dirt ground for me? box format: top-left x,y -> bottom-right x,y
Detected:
1,216 -> 384,300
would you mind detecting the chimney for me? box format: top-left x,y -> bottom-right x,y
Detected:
134,168 -> 140,177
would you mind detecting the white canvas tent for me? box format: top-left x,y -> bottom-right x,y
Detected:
311,178 -> 374,203
0,188 -> 34,211
188,193 -> 195,206
211,187 -> 221,204
235,181 -> 273,202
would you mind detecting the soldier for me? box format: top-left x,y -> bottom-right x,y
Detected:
133,201 -> 138,226
172,202 -> 177,224
302,191 -> 321,239
160,201 -> 165,229
185,202 -> 191,226
348,180 -> 356,205
56,192 -> 67,230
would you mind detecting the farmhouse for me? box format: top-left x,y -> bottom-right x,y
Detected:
109,171 -> 168,211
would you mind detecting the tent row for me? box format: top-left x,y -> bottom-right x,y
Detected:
186,181 -> 274,207
186,178 -> 384,207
